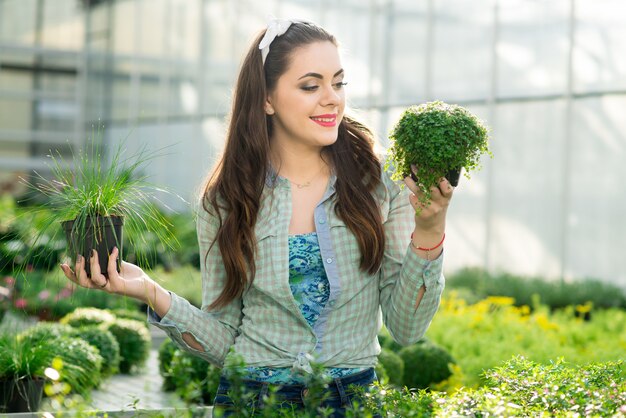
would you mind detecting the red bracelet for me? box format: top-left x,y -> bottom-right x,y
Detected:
410,233 -> 446,252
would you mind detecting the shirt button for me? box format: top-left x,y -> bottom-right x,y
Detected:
318,218 -> 326,224
326,258 -> 333,264
329,300 -> 336,307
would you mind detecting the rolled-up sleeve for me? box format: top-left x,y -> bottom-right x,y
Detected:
148,203 -> 243,367
378,171 -> 445,346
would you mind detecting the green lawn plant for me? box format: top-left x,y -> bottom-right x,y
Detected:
386,101 -> 491,210
68,326 -> 120,378
20,125 -> 180,276
0,332 -> 56,412
105,318 -> 151,374
59,307 -> 116,328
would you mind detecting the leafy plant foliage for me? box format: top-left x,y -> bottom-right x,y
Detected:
386,101 -> 491,208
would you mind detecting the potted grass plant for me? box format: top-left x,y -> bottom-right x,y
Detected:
0,333 -> 56,413
386,101 -> 491,209
22,127 -> 180,277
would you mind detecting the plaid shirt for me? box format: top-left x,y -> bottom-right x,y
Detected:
149,164 -> 445,370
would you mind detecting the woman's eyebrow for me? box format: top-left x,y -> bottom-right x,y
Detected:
298,69 -> 344,80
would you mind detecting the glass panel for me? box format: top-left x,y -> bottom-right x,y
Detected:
135,0 -> 166,57
431,0 -> 493,101
498,0 -> 569,98
387,2 -> 428,104
0,97 -> 33,130
41,0 -> 85,50
0,0 -> 37,45
567,96 -> 626,281
488,100 -> 566,277
574,0 -> 626,92
0,70 -> 34,94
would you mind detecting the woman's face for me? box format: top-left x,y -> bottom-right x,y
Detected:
266,41 -> 346,151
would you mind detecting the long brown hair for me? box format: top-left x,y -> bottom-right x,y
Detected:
203,22 -> 385,310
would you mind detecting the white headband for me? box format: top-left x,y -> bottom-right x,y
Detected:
258,17 -> 303,64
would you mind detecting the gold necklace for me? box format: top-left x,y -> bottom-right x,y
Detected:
286,164 -> 327,189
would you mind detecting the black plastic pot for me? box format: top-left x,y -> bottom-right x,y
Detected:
0,378 -> 44,413
408,167 -> 462,187
62,215 -> 124,278
445,168 -> 462,187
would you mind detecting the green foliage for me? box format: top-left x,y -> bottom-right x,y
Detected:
110,307 -> 146,323
18,322 -> 73,342
11,328 -> 103,398
7,270 -> 141,320
428,293 -> 626,387
377,348 -> 404,388
1,193 -> 197,274
68,326 -> 120,378
149,265 -> 203,308
17,127 -> 180,271
0,332 -> 56,380
386,101 -> 491,208
352,357 -> 626,417
51,337 -> 103,396
60,307 -> 116,328
447,267 -> 626,310
399,341 -> 455,389
157,339 -> 178,391
105,318 -> 151,374
481,356 -> 625,416
169,348 -> 220,406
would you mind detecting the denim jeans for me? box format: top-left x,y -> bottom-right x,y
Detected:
212,367 -> 379,417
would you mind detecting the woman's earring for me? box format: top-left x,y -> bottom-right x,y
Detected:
265,106 -> 274,115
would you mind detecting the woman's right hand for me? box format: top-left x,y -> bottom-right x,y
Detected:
60,247 -> 152,302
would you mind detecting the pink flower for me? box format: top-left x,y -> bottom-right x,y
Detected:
4,277 -> 15,287
55,287 -> 73,300
38,290 -> 51,301
14,298 -> 28,309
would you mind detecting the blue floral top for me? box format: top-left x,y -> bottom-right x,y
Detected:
244,233 -> 366,383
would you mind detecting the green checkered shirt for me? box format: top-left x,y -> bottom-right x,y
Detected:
149,163 -> 445,370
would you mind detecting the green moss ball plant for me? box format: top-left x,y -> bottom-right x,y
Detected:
60,307 -> 116,328
378,347 -> 405,388
399,341 -> 456,390
105,318 -> 151,374
69,326 -> 120,378
386,101 -> 491,209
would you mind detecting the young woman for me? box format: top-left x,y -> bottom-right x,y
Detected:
60,19 -> 454,417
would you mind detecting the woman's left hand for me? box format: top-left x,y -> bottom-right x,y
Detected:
403,165 -> 454,236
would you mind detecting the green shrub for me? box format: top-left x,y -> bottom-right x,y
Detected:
51,337 -> 103,396
374,362 -> 388,385
168,349 -> 220,405
354,357 -> 626,417
399,341 -> 455,389
447,267 -> 626,310
110,308 -> 146,323
378,348 -> 404,387
428,293 -> 626,387
105,318 -> 151,374
17,329 -> 103,395
60,307 -> 116,328
18,322 -> 73,341
69,326 -> 120,377
0,332 -> 57,380
158,339 -> 178,391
